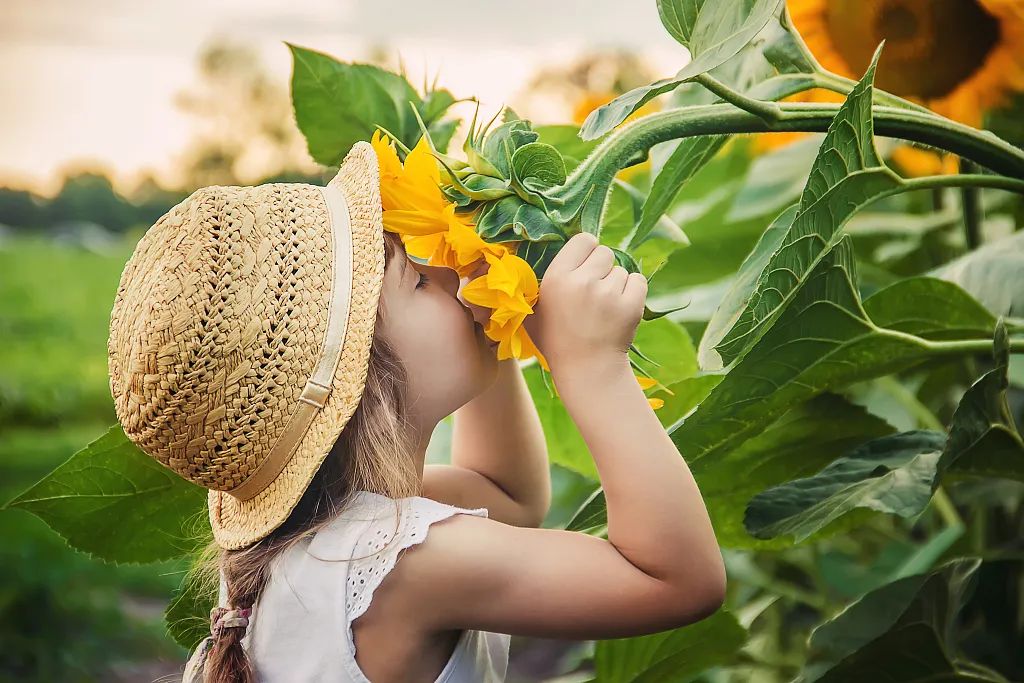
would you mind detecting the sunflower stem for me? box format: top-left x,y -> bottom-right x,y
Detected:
695,74 -> 785,122
553,103 -> 1024,233
959,158 -> 984,250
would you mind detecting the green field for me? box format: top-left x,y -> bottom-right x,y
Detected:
0,235 -> 190,680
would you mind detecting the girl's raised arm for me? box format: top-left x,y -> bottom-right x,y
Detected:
378,232 -> 725,640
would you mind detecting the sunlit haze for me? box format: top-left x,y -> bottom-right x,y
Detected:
1,0 -> 686,196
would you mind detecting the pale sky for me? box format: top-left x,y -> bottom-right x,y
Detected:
0,0 -> 685,197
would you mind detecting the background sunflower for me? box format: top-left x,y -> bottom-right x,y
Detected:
761,0 -> 1024,175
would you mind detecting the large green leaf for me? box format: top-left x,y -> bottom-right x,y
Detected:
594,607 -> 747,682
680,243 -> 988,464
713,48 -> 903,367
630,135 -> 727,251
744,321 -> 1023,542
166,564 -> 217,651
804,558 -> 987,682
4,425 -> 208,564
744,430 -> 946,542
698,204 -> 797,371
288,43 -> 457,165
928,229 -> 1024,319
579,0 -> 783,140
567,392 -> 895,549
569,248 -> 1002,547
938,319 -> 1024,482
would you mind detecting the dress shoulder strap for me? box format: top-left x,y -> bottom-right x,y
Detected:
344,492 -> 489,626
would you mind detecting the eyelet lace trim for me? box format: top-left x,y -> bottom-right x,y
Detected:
342,496 -> 488,681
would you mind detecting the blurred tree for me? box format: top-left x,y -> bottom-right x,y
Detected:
511,49 -> 660,125
0,188 -> 47,230
172,40 -> 324,189
46,168 -> 136,234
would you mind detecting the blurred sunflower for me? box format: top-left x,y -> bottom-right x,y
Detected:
571,91 -> 662,181
759,0 -> 1024,175
369,129 -> 548,368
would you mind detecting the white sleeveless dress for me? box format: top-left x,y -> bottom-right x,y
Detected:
182,490 -> 511,682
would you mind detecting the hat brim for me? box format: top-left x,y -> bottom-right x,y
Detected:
207,141 -> 384,550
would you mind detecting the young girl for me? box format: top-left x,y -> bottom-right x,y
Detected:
107,140 -> 725,683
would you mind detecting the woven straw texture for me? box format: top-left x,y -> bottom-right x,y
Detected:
107,141 -> 384,549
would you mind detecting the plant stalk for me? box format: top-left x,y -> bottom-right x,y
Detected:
552,103 -> 1024,231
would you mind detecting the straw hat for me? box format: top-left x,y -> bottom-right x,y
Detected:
107,140 -> 385,550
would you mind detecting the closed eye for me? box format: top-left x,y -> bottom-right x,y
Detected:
415,272 -> 429,290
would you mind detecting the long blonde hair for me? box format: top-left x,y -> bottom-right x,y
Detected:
188,229 -> 422,682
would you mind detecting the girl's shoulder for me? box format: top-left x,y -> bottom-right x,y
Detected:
300,491 -> 498,681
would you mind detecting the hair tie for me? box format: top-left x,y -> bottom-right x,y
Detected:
210,606 -> 252,638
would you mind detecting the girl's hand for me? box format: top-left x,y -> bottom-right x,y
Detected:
522,232 -> 646,372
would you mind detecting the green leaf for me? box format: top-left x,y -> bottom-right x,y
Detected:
741,319 -> 1019,543
511,203 -> 563,242
679,241 -> 996,480
482,119 -> 539,179
725,134 -> 820,222
511,142 -> 567,189
861,277 -> 997,341
594,607 -> 747,682
579,0 -> 783,140
713,46 -> 903,367
704,392 -> 897,548
166,564 -> 217,651
288,44 -> 423,166
698,204 -> 797,371
938,319 -> 1024,482
631,135 -> 727,250
806,558 -> 984,682
4,424 -> 207,564
744,430 -> 947,542
476,196 -> 524,239
927,229 -> 1024,319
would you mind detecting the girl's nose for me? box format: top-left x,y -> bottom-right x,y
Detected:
458,277 -> 492,327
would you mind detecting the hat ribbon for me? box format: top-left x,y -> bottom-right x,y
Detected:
226,182 -> 354,501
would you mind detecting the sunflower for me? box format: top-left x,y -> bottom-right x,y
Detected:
369,129 -> 548,368
458,249 -> 551,371
572,91 -> 662,181
760,0 -> 1024,175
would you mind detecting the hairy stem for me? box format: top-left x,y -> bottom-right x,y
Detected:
551,103 -> 1024,232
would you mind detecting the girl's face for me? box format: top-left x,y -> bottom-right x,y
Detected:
378,244 -> 500,433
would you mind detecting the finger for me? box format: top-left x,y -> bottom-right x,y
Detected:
601,265 -> 629,294
624,271 -> 648,301
577,243 -> 615,281
546,232 -> 599,277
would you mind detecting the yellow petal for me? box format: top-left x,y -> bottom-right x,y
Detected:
383,209 -> 450,236
635,375 -> 658,390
